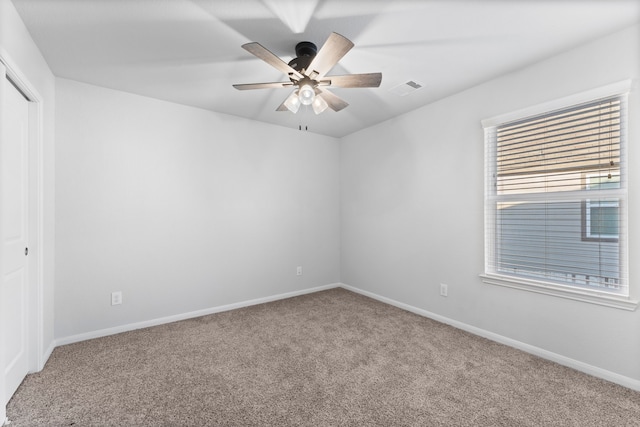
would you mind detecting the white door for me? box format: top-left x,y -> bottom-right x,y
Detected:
2,75 -> 30,403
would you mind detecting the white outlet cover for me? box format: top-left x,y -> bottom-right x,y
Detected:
111,291 -> 122,305
440,284 -> 448,297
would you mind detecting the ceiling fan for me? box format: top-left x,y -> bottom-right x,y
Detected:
233,32 -> 382,114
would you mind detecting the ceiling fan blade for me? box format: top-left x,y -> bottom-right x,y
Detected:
233,82 -> 294,90
242,42 -> 303,80
306,32 -> 354,80
322,73 -> 382,88
317,88 -> 349,112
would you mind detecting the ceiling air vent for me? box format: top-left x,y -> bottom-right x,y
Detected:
389,80 -> 424,96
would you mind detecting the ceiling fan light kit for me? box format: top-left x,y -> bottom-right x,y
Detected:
312,91 -> 329,114
283,91 -> 301,113
298,82 -> 315,105
233,32 -> 382,115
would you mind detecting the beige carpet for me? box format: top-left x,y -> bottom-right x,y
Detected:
7,288 -> 640,426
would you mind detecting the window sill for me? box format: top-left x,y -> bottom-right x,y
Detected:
480,273 -> 638,311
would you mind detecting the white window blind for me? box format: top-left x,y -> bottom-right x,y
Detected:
484,95 -> 628,296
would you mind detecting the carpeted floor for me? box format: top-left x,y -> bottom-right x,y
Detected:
6,288 -> 640,426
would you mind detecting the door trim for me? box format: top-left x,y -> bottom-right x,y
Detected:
0,49 -> 45,412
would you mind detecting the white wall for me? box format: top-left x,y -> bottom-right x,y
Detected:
340,25 -> 640,383
55,78 -> 340,339
0,0 -> 56,420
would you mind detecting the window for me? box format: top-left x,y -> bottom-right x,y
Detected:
582,173 -> 619,242
483,93 -> 629,302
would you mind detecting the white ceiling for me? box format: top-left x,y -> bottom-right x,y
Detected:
12,0 -> 640,138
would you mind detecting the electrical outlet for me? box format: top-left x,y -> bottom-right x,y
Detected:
440,283 -> 448,297
111,291 -> 122,306
296,266 -> 303,276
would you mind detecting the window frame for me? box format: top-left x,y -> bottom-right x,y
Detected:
480,80 -> 636,311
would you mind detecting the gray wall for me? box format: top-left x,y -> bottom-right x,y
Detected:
55,79 -> 340,339
340,25 -> 640,381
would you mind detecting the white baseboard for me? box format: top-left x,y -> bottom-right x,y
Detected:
56,283 -> 340,347
50,282 -> 640,391
340,283 -> 640,392
41,341 -> 56,370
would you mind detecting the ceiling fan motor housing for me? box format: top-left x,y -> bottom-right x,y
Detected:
288,41 -> 317,74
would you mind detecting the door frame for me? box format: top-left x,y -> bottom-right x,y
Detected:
0,50 -> 45,418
